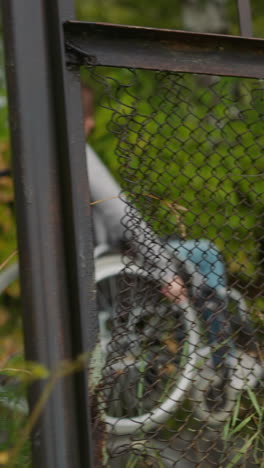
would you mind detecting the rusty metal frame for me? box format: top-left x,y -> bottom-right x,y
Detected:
1,0 -> 96,467
64,21 -> 264,79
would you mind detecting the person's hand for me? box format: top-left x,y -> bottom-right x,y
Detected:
161,275 -> 188,304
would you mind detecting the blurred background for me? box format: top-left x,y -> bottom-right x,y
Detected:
0,0 -> 264,388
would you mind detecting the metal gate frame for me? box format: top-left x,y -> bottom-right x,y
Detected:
1,0 -> 263,467
1,1 -> 96,467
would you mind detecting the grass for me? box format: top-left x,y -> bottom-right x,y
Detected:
0,386 -> 31,467
221,385 -> 264,467
125,442 -> 166,468
0,352 -> 91,467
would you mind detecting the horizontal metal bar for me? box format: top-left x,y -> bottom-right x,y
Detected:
64,21 -> 264,79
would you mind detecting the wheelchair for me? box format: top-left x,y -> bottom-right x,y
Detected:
0,240 -> 262,434
94,240 -> 263,434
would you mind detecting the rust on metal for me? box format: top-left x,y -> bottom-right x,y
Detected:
64,21 -> 264,79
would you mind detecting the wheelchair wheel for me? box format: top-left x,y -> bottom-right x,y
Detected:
0,255 -> 201,433
95,254 -> 201,435
191,346 -> 263,425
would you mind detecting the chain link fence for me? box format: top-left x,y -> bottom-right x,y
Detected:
87,67 -> 264,467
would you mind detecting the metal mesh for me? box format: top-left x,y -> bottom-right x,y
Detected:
87,68 -> 264,467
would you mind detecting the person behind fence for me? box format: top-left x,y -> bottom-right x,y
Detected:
81,84 -> 233,384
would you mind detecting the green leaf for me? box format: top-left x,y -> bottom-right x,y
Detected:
223,418 -> 231,442
246,387 -> 262,417
228,414 -> 254,437
226,433 -> 258,468
231,392 -> 242,427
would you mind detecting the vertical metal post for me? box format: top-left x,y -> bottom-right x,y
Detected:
1,0 -> 97,467
237,0 -> 253,37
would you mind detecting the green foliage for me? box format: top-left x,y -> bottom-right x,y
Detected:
0,407 -> 31,468
0,382 -> 32,468
87,68 -> 264,311
75,0 -> 264,37
0,43 -> 16,267
75,0 -> 183,28
222,387 -> 264,467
